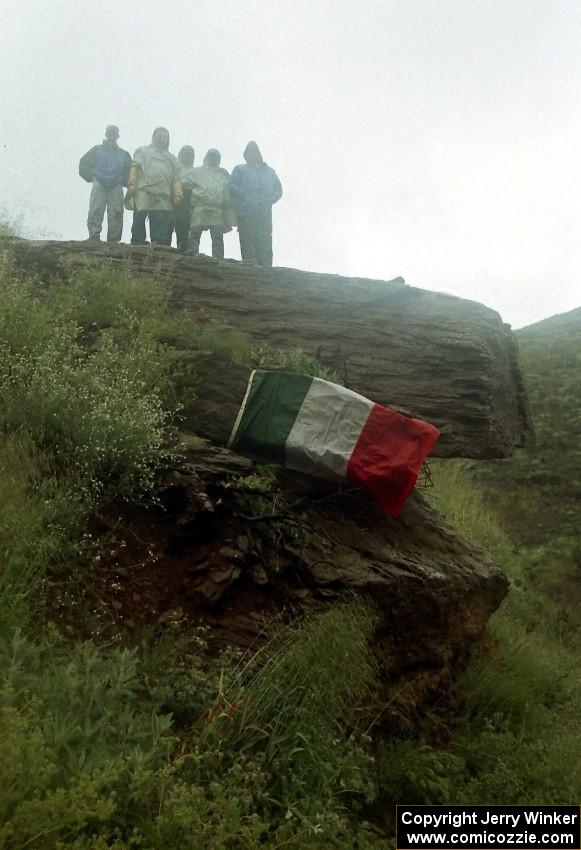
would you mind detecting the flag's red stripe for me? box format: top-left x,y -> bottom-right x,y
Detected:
346,404 -> 440,516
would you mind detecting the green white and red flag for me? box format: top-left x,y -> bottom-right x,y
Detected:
228,371 -> 440,516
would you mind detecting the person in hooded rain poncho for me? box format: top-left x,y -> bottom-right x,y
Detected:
189,149 -> 237,259
126,127 -> 182,245
229,141 -> 282,266
168,145 -> 195,251
79,125 -> 131,242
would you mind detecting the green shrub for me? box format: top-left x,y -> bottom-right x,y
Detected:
0,630 -> 173,850
378,740 -> 466,805
52,263 -> 256,368
0,258 -> 181,628
452,699 -> 581,805
0,264 -> 173,499
457,609 -> 576,726
243,341 -> 340,381
377,712 -> 581,808
0,630 -> 173,783
138,628 -> 221,726
54,264 -> 168,330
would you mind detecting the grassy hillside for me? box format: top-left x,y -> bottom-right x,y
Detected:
0,239 -> 579,847
422,461 -> 581,807
477,308 -> 581,549
515,308 -> 581,544
415,308 -> 581,810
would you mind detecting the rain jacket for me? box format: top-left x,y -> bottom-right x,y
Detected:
229,145 -> 282,217
79,142 -> 131,188
180,164 -> 196,190
190,154 -> 237,230
132,144 -> 181,212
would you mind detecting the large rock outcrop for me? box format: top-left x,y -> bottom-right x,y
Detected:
9,239 -> 531,458
9,239 -> 524,691
76,436 -> 508,688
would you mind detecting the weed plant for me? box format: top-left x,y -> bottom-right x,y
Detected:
242,340 -> 340,382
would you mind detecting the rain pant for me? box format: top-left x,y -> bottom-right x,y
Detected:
189,226 -> 225,258
131,210 -> 171,245
237,211 -> 274,266
168,164 -> 195,250
87,182 -> 124,241
229,147 -> 281,266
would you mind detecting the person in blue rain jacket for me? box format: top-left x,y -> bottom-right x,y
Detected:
79,125 -> 131,242
229,141 -> 282,266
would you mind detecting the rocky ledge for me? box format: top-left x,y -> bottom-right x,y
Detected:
9,239 -> 532,458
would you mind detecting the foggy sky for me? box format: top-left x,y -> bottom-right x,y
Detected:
1,0 -> 579,329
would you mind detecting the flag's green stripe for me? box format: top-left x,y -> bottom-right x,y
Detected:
231,371 -> 313,465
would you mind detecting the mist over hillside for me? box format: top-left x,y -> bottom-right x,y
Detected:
518,306 -> 581,335
476,305 -> 581,547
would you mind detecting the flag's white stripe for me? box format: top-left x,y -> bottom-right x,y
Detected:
227,369 -> 257,448
284,377 -> 374,479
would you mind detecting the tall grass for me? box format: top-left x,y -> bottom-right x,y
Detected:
375,460 -> 581,807
202,601 -> 378,808
0,433 -> 88,633
428,459 -> 511,561
430,463 -> 579,724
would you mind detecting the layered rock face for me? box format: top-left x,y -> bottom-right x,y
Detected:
10,240 -> 532,458
9,239 -> 526,688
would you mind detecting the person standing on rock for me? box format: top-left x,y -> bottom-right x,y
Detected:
168,145 -> 196,251
79,125 -> 132,242
229,141 -> 282,266
189,148 -> 237,259
126,127 -> 182,245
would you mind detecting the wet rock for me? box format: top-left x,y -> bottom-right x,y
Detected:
248,563 -> 269,585
10,239 -> 532,458
80,440 -> 509,691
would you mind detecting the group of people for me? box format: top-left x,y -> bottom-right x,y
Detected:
79,125 -> 283,266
